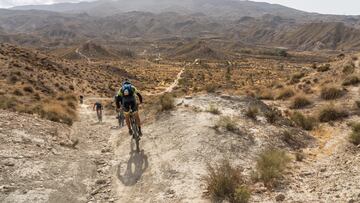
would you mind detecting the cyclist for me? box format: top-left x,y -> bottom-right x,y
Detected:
93,101 -> 103,122
79,95 -> 84,104
115,79 -> 143,136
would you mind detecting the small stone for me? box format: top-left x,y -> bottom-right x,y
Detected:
348,199 -> 355,203
185,96 -> 192,100
96,179 -> 107,185
275,194 -> 285,202
320,168 -> 326,172
4,161 -> 15,167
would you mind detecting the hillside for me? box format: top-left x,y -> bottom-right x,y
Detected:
12,0 -> 307,19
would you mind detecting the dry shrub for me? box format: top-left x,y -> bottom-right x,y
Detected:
13,89 -> 24,96
245,106 -> 259,120
317,64 -> 330,72
0,96 -> 17,109
295,151 -> 305,162
290,72 -> 305,84
256,89 -> 274,100
342,75 -> 360,86
320,87 -> 344,100
276,88 -> 295,100
290,96 -> 312,109
318,106 -> 348,122
349,123 -> 360,145
204,160 -> 250,203
207,104 -> 221,115
264,108 -> 281,124
35,101 -> 77,125
23,86 -> 34,93
356,101 -> 360,109
205,84 -> 217,93
253,148 -> 290,187
290,112 -> 316,131
343,64 -> 355,75
160,94 -> 174,111
216,116 -> 238,132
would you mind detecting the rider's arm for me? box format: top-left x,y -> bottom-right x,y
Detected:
115,96 -> 123,109
92,103 -> 95,111
136,92 -> 143,104
133,86 -> 143,103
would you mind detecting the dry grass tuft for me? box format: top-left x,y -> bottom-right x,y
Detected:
320,87 -> 344,100
276,88 -> 295,100
290,112 -> 316,131
290,96 -> 312,109
204,160 -> 250,203
216,116 -> 238,132
349,123 -> 360,145
207,104 -> 221,115
342,75 -> 360,86
160,94 -> 175,111
253,148 -> 290,187
318,106 -> 348,122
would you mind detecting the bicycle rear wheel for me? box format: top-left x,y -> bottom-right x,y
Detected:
130,115 -> 140,152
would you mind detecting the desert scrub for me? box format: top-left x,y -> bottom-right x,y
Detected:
0,96 -> 18,109
276,88 -> 295,100
256,89 -> 274,100
207,104 -> 221,115
205,84 -> 217,93
342,75 -> 360,86
216,116 -> 238,132
34,101 -> 77,125
320,87 -> 344,100
253,148 -> 290,187
204,160 -> 250,203
23,86 -> 34,93
290,112 -> 316,131
349,123 -> 360,145
264,108 -> 281,124
160,94 -> 174,111
317,64 -> 330,72
290,72 -> 305,84
356,101 -> 360,109
13,89 -> 24,96
245,106 -> 259,120
290,96 -> 312,109
343,64 -> 355,75
318,106 -> 348,122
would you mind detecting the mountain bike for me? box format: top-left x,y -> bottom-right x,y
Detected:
96,109 -> 102,123
129,110 -> 140,152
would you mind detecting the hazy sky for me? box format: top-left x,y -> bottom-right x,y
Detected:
0,0 -> 359,15
252,0 -> 360,15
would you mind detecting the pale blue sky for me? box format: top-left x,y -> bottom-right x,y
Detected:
0,0 -> 359,15
253,0 -> 360,15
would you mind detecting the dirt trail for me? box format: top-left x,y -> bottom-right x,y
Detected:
144,68 -> 184,96
76,48 -> 92,63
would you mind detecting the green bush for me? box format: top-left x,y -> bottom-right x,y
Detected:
320,87 -> 344,100
253,148 -> 290,187
204,160 -> 250,203
318,106 -> 348,122
349,123 -> 360,145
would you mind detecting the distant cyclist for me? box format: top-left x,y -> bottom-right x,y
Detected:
115,79 -> 143,135
93,101 -> 103,122
79,95 -> 84,104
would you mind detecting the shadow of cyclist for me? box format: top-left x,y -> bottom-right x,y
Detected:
117,149 -> 149,186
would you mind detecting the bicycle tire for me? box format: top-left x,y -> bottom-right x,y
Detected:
130,114 -> 140,152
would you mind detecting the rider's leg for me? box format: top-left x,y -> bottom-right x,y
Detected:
134,111 -> 142,135
125,113 -> 132,135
